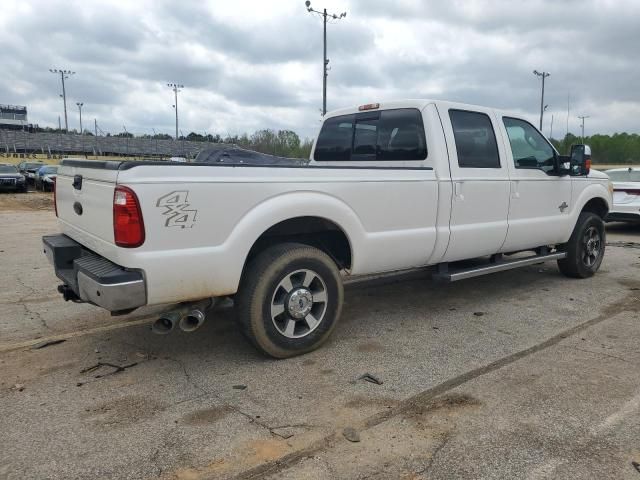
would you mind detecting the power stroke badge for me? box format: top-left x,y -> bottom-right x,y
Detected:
156,191 -> 198,228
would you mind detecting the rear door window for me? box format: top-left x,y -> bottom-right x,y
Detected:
449,110 -> 501,168
314,108 -> 427,161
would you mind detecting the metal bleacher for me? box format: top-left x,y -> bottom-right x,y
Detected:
0,130 -> 222,159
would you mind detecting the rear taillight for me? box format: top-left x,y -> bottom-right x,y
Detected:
615,189 -> 640,195
53,177 -> 58,217
113,186 -> 145,248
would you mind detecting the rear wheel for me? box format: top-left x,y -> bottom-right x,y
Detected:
557,212 -> 605,278
236,243 -> 343,358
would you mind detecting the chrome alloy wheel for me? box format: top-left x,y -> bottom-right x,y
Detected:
582,226 -> 602,267
270,269 -> 328,339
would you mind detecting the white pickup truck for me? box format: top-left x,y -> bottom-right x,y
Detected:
43,99 -> 613,357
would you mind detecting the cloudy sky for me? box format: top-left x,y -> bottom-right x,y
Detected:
2,0 -> 639,139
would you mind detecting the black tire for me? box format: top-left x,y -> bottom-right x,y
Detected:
557,212 -> 605,278
236,243 -> 343,358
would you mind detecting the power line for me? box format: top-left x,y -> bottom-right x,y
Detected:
305,1 -> 346,116
49,69 -> 75,132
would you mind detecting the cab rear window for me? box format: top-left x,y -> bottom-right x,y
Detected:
314,108 -> 427,161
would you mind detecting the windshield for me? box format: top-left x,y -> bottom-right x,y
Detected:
40,166 -> 58,174
0,165 -> 18,174
25,162 -> 44,169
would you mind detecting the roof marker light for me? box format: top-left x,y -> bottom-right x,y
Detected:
358,103 -> 380,111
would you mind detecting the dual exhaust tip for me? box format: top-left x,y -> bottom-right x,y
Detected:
152,299 -> 213,335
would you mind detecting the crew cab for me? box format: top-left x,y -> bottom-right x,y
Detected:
43,99 -> 613,358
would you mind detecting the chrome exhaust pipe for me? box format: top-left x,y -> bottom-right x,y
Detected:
151,305 -> 189,335
179,299 -> 214,333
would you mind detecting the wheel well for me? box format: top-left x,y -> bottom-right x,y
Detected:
245,216 -> 352,271
581,197 -> 608,219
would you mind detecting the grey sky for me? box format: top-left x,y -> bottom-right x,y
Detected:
1,0 -> 638,139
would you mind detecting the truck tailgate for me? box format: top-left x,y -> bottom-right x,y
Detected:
56,163 -> 119,244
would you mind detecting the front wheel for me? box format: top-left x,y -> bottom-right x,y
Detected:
557,212 -> 605,278
236,243 -> 343,358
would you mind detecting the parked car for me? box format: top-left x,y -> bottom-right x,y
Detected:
17,161 -> 45,185
35,166 -> 59,191
604,167 -> 640,223
43,99 -> 612,358
0,163 -> 27,192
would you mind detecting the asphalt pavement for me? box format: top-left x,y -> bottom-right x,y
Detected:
0,193 -> 639,480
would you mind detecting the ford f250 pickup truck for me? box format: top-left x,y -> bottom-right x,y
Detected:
43,99 -> 613,358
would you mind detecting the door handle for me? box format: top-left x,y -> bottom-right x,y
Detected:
454,181 -> 464,200
511,180 -> 520,199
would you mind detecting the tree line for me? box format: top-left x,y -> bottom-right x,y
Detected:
551,133 -> 640,164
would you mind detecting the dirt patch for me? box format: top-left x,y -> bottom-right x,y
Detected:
81,395 -> 166,427
246,438 -> 291,463
0,192 -> 54,212
405,393 -> 481,418
182,405 -> 234,426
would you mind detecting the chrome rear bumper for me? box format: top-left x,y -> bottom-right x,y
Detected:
43,234 -> 146,312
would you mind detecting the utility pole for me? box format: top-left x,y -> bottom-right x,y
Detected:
58,116 -> 61,131
305,1 -> 346,116
76,102 -> 83,134
577,115 -> 590,143
167,83 -> 184,140
549,114 -> 554,140
566,92 -> 570,140
533,70 -> 550,130
94,118 -> 98,137
49,69 -> 75,132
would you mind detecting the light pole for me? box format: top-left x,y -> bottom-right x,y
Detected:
167,83 -> 184,140
152,127 -> 160,157
123,125 -> 129,156
533,70 -> 550,130
76,102 -> 83,134
305,1 -> 346,116
50,69 -> 75,132
578,115 -> 590,143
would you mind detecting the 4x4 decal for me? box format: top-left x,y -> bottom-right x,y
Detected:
156,191 -> 198,228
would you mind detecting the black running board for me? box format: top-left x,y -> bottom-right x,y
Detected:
432,252 -> 567,283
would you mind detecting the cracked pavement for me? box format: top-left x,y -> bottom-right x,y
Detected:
1,195 -> 640,479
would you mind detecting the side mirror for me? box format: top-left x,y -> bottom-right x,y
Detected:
570,144 -> 591,176
556,154 -> 571,176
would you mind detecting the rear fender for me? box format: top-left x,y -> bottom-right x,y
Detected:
221,191 -> 365,289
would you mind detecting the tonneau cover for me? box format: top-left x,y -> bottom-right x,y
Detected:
195,146 -> 309,166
